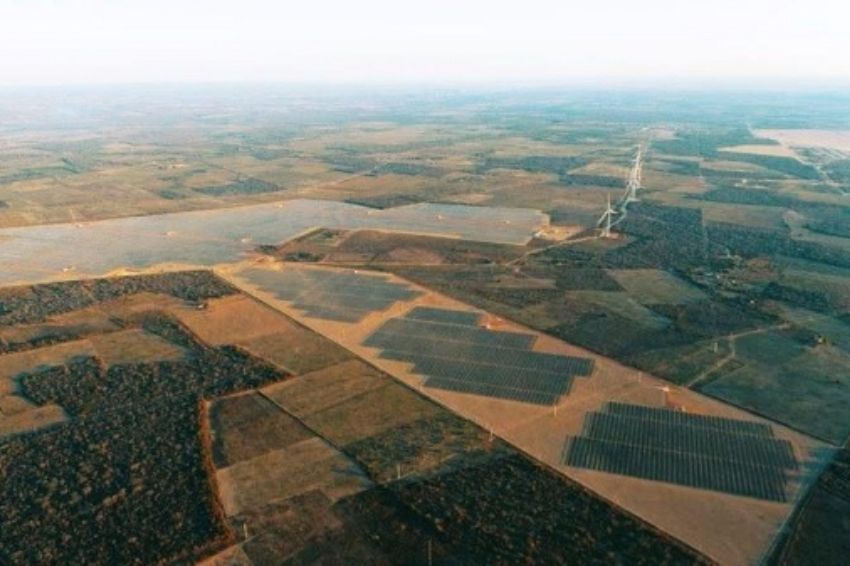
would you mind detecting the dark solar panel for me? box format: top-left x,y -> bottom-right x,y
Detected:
405,307 -> 482,326
582,413 -> 797,468
563,403 -> 797,501
425,377 -> 562,405
375,318 -> 537,349
363,307 -> 595,406
239,267 -> 422,322
366,331 -> 593,376
605,402 -> 773,437
379,352 -> 575,395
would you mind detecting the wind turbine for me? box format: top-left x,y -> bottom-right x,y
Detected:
623,145 -> 643,204
597,194 -> 617,238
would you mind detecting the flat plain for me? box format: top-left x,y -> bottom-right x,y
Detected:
3,87 -> 850,564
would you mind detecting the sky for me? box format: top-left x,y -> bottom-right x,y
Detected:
1,0 -> 849,87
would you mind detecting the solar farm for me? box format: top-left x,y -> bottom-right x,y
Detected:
219,262 -> 833,566
364,307 -> 594,405
5,86 -> 850,566
236,265 -> 422,322
563,402 -> 798,501
0,199 -> 548,287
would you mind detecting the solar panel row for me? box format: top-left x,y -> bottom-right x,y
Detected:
563,403 -> 797,501
565,436 -> 790,502
297,306 -> 369,323
605,402 -> 773,437
425,377 -> 562,405
404,306 -> 482,326
583,413 -> 797,468
363,308 -> 595,406
366,331 -> 592,376
239,267 -> 422,322
373,318 -> 537,350
380,352 -> 575,397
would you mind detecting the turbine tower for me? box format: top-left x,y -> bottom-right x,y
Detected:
623,145 -> 643,204
597,194 -> 617,238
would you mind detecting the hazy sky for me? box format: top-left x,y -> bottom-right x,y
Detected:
1,0 -> 849,86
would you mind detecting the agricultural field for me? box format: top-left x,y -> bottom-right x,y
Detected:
223,261 -> 830,565
0,271 -> 704,565
4,87 -> 850,563
206,351 -> 702,565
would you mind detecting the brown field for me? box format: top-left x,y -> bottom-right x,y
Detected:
0,404 -> 66,437
756,129 -> 850,152
209,391 -> 313,468
170,294 -> 353,374
216,436 -> 371,516
171,295 -> 301,345
0,309 -> 119,351
220,261 -> 832,566
90,328 -> 186,365
263,360 -> 439,446
0,339 -> 95,392
719,144 -> 800,158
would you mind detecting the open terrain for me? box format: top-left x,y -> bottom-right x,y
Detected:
0,271 -> 702,565
222,261 -> 831,565
3,87 -> 850,564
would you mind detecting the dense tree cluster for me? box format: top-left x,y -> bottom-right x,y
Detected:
706,223 -> 850,269
0,271 -> 236,326
537,203 -> 709,271
477,155 -> 588,176
1,313 -> 285,564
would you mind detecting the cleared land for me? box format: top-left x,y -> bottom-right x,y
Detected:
0,271 -> 701,565
222,261 -> 831,566
756,129 -> 850,152
171,294 -> 353,373
719,144 -> 800,158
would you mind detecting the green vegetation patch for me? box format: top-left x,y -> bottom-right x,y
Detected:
653,128 -> 819,179
378,162 -> 444,177
609,269 -> 707,305
707,223 -> 850,271
559,173 -> 624,188
734,330 -> 807,366
210,392 -> 312,468
478,155 -> 588,175
697,186 -> 799,208
566,291 -> 670,329
805,207 -> 850,239
822,159 -> 850,184
197,177 -> 280,196
652,128 -> 772,158
625,339 -> 732,386
700,347 -> 850,444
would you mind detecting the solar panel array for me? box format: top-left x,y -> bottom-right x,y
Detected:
363,307 -> 594,405
563,402 -> 798,501
240,267 -> 422,322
